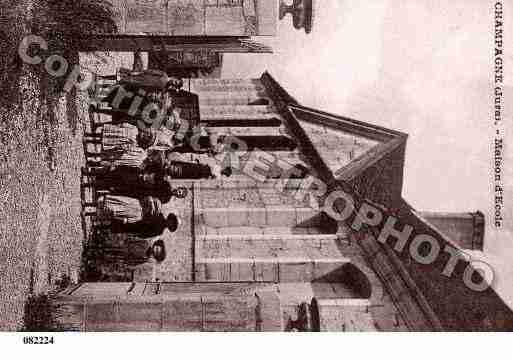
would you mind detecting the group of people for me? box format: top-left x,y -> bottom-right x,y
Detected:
84,68 -> 229,265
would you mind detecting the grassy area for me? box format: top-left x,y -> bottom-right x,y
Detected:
0,0 -> 117,330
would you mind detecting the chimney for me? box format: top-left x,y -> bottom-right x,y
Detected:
419,211 -> 485,251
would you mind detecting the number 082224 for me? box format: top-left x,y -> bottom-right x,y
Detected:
23,336 -> 55,344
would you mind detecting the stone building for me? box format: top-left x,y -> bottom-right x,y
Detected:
43,73 -> 513,332
108,0 -> 278,36
79,1 -> 314,77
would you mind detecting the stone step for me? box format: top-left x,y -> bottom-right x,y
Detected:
195,238 -> 350,283
192,133 -> 297,151
195,257 -> 351,283
206,126 -> 289,137
194,180 -> 319,212
197,237 -> 348,261
189,78 -> 265,93
201,114 -> 281,121
202,117 -> 283,127
223,152 -> 311,180
194,178 -> 305,190
198,92 -> 270,106
277,283 -> 360,304
220,172 -> 306,182
200,105 -> 276,115
198,226 -> 335,237
313,298 -> 377,332
198,207 -> 325,228
200,233 -> 339,241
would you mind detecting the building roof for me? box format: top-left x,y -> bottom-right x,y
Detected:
261,71 -> 513,330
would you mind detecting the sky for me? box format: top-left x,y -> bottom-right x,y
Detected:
224,0 -> 513,300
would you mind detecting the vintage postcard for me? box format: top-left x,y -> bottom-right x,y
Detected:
0,0 -> 511,341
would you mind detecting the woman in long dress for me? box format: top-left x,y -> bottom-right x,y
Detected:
166,160 -> 214,179
101,123 -> 139,152
126,239 -> 167,265
102,235 -> 168,267
87,123 -> 177,168
137,126 -> 178,149
147,149 -> 221,180
99,195 -> 180,239
95,70 -> 183,127
120,238 -> 167,266
118,68 -> 182,92
100,194 -> 145,225
85,120 -> 177,153
100,145 -> 148,170
84,147 -> 168,183
93,166 -> 189,204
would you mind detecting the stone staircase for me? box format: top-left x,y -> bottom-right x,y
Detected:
194,205 -> 351,283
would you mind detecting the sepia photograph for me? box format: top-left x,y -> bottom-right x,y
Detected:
0,0 -> 511,349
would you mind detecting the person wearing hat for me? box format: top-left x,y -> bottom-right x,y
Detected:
118,68 -> 183,93
93,71 -> 184,128
92,165 -> 189,204
99,195 -> 181,239
124,238 -> 167,266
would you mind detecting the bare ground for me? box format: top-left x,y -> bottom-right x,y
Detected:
0,69 -> 87,331
0,1 -> 87,330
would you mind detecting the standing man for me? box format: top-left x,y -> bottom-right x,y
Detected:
97,69 -> 184,128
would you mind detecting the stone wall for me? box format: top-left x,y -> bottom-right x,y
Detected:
346,141 -> 407,211
108,0 -> 276,36
379,202 -> 513,331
